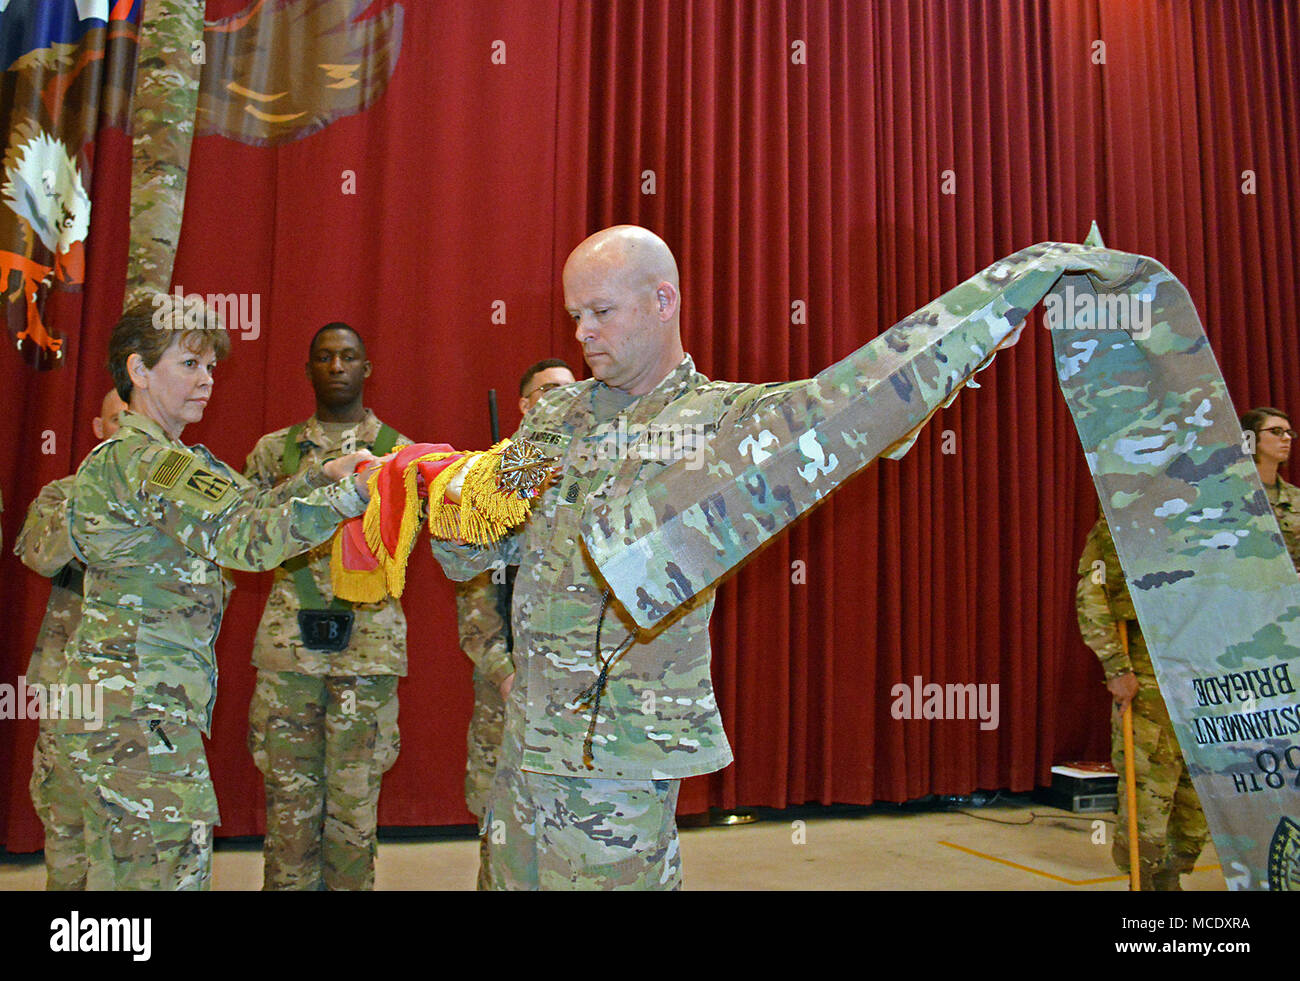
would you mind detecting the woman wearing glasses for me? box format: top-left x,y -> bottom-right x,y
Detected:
1240,406 -> 1300,572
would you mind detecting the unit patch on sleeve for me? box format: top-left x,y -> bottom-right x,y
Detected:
185,467 -> 234,503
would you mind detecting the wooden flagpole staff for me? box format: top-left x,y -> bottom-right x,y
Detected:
1117,620 -> 1140,891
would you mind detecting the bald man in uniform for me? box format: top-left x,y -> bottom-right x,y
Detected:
431,226 -> 818,889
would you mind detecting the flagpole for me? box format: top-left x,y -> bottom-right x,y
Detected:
1118,620 -> 1140,891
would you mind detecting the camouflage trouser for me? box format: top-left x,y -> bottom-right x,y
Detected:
1110,669 -> 1210,890
466,668 -> 506,889
484,765 -> 683,890
30,723 -> 88,890
248,671 -> 400,891
60,719 -> 219,891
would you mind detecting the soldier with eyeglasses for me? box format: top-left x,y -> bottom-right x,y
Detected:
1240,406 -> 1300,572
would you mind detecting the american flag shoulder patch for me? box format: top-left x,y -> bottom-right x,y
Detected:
147,450 -> 192,490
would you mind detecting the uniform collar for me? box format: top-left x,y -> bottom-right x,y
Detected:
301,407 -> 380,447
1273,474 -> 1300,509
118,409 -> 184,446
593,355 -> 698,403
653,354 -> 698,394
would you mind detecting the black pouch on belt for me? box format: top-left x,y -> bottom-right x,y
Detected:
296,610 -> 355,652
283,552 -> 355,652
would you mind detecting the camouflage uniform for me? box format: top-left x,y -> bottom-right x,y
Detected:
1263,475 -> 1300,572
62,409 -> 366,890
453,569 -> 514,889
14,475 -> 87,890
433,359 -> 782,889
244,410 -> 407,891
1076,515 -> 1210,889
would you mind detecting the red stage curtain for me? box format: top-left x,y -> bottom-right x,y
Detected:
3,0 -> 1298,850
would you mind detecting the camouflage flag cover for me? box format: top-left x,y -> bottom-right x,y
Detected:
582,241 -> 1300,890
122,0 -> 204,308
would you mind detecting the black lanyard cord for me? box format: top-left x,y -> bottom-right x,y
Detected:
574,589 -> 635,770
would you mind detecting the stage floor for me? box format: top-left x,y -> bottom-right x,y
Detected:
0,795 -> 1225,890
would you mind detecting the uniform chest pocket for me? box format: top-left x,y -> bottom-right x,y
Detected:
1277,507 -> 1300,537
545,497 -> 586,549
1276,507 -> 1300,560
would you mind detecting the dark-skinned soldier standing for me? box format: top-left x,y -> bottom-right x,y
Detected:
244,322 -> 410,891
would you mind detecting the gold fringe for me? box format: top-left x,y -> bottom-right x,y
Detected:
330,529 -> 387,603
332,441 -> 537,602
361,463 -> 386,561
455,441 -> 531,545
382,457 -> 428,599
426,454 -> 474,540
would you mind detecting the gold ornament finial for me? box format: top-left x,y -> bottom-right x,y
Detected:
496,438 -> 557,499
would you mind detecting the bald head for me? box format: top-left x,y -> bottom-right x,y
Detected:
565,225 -> 680,295
564,225 -> 685,396
94,388 -> 128,440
